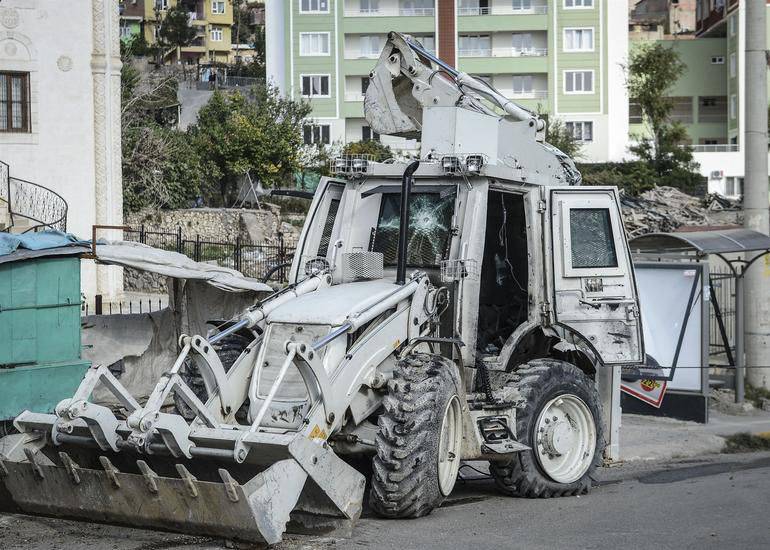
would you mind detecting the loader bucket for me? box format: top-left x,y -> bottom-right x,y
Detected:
0,438 -> 366,545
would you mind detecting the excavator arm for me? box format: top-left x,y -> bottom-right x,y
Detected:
364,32 -> 540,137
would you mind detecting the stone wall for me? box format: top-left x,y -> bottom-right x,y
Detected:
125,207 -> 286,244
122,207 -> 303,293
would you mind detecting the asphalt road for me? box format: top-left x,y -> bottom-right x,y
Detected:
1,452 -> 769,550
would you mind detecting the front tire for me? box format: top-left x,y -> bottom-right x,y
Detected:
369,353 -> 463,518
490,359 -> 604,498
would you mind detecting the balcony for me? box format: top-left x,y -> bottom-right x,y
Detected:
458,48 -> 492,57
457,4 -> 547,16
509,90 -> 548,100
345,92 -> 364,102
690,144 -> 739,153
459,47 -> 547,58
346,51 -> 381,59
344,7 -> 434,17
494,47 -> 547,58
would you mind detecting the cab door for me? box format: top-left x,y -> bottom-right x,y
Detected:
548,188 -> 644,365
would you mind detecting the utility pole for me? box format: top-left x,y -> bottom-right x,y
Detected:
743,0 -> 770,394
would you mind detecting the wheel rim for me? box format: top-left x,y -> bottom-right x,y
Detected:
534,394 -> 596,484
437,395 -> 462,496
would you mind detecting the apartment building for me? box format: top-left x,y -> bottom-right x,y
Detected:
266,0 -> 629,162
120,0 -> 234,63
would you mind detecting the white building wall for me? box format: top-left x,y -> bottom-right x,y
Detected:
605,0 -> 630,162
0,0 -> 123,297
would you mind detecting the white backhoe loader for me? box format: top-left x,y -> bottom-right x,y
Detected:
0,33 -> 652,545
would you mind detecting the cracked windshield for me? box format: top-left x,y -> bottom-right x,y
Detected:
372,193 -> 454,267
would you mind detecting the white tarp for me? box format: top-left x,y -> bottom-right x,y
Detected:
95,240 -> 272,293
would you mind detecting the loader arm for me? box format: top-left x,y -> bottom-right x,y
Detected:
364,32 -> 539,137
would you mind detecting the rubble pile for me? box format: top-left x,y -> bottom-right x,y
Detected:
620,186 -> 742,238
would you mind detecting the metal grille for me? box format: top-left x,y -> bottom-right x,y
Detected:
709,268 -> 735,359
316,198 -> 340,256
342,251 -> 384,282
569,208 -> 618,268
441,259 -> 479,282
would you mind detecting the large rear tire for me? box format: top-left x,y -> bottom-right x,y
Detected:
369,353 -> 462,518
489,359 -> 604,498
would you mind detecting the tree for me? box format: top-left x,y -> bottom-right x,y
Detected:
189,86 -> 312,204
544,117 -> 582,159
627,43 -> 698,182
342,139 -> 393,161
154,5 -> 197,65
121,50 -> 203,212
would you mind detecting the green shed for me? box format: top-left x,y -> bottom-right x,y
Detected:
0,247 -> 90,431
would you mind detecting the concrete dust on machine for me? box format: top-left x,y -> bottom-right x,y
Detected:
0,32 -> 659,545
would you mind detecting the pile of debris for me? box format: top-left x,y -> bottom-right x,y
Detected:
620,186 -> 742,238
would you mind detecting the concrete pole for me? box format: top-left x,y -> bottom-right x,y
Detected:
744,0 -> 770,392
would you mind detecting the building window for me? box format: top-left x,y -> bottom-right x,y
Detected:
300,32 -> 331,56
512,75 -> 533,95
415,35 -> 435,53
670,97 -> 694,123
301,74 -> 330,97
154,0 -> 168,10
730,94 -> 737,120
300,0 -> 329,13
729,53 -> 736,78
725,176 -> 743,197
458,34 -> 491,56
565,0 -> 593,7
362,126 -> 380,141
0,72 -> 30,133
359,35 -> 382,57
303,124 -> 331,145
566,121 -> 593,142
360,0 -> 380,14
210,27 -> 223,42
711,56 -> 724,64
512,33 -> 533,53
212,1 -> 226,14
120,25 -> 133,39
564,70 -> 594,93
361,77 -> 370,95
400,0 -> 434,16
629,100 -> 643,124
699,96 -> 727,122
564,28 -> 594,52
511,0 -> 533,10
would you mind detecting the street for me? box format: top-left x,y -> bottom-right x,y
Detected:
1,451 -> 769,550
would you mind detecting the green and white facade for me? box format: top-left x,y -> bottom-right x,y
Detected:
265,0 -> 629,161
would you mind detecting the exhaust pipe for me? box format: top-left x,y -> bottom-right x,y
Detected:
396,160 -> 420,285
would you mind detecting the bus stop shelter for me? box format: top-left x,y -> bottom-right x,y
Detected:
631,228 -> 770,405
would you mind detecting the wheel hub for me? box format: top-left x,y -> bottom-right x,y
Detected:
541,420 -> 575,456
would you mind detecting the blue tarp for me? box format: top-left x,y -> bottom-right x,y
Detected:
0,230 -> 88,256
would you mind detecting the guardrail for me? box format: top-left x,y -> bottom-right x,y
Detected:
0,160 -> 68,233
689,144 -> 740,153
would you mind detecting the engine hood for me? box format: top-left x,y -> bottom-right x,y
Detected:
267,280 -> 401,326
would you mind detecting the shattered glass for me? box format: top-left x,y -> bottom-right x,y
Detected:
372,193 -> 454,267
569,208 -> 618,268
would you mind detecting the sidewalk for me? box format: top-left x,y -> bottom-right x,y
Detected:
619,409 -> 770,462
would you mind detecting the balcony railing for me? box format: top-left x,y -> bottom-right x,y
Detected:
458,5 -> 547,15
458,6 -> 491,16
459,48 -> 492,57
690,144 -> 739,153
346,51 -> 381,59
344,6 -> 435,17
495,47 -> 547,57
345,92 -> 364,102
509,90 -> 548,99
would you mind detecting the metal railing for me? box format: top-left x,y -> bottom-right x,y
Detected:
710,268 -> 735,359
495,47 -> 548,57
345,92 -> 364,102
124,225 -> 297,284
344,6 -> 435,16
457,5 -> 547,15
508,90 -> 548,99
0,160 -> 68,233
458,48 -> 492,57
346,51 -> 380,59
690,143 -> 740,153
